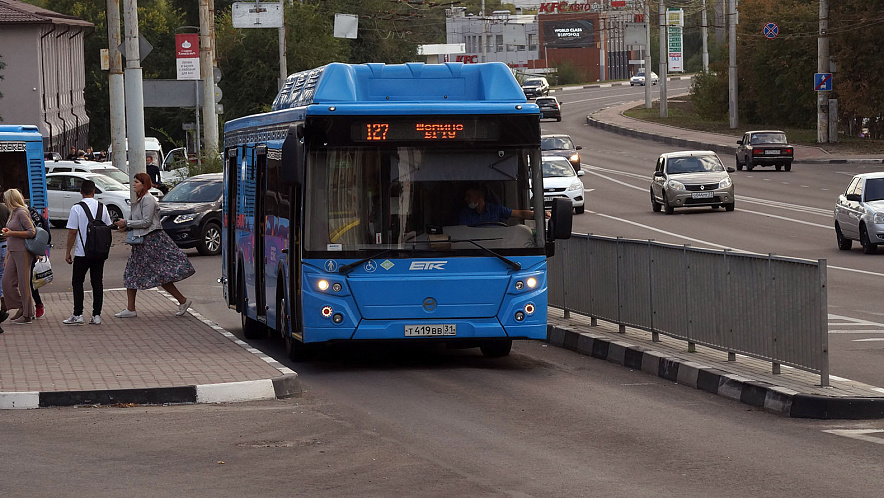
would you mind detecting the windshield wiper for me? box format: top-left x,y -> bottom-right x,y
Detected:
338,248 -> 398,275
448,238 -> 521,271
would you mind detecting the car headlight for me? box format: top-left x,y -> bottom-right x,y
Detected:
874,212 -> 884,224
569,154 -> 580,163
173,213 -> 197,223
568,182 -> 583,191
719,177 -> 733,189
667,179 -> 685,190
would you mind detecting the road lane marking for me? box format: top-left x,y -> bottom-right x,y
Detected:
822,430 -> 884,445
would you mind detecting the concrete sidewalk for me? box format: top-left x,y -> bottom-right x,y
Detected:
0,289 -> 300,409
585,98 -> 884,164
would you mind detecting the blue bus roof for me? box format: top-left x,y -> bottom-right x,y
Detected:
271,62 -> 528,111
0,125 -> 42,142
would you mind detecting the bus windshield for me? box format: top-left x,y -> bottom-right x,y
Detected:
304,146 -> 544,254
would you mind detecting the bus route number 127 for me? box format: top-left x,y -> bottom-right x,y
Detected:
365,123 -> 389,141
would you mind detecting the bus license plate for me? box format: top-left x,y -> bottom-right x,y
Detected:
764,149 -> 780,155
691,192 -> 713,199
404,324 -> 456,337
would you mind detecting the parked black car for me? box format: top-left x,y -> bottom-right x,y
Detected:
735,130 -> 794,171
159,173 -> 222,255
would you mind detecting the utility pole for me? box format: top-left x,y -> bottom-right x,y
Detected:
481,0 -> 487,63
658,0 -> 667,118
701,0 -> 709,72
817,0 -> 829,143
644,1 -> 652,109
199,0 -> 219,154
106,0 -> 127,175
122,0 -> 146,189
278,20 -> 287,90
728,0 -> 738,129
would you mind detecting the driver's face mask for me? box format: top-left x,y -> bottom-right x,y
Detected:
467,201 -> 479,210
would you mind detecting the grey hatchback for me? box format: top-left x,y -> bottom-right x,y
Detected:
650,151 -> 736,214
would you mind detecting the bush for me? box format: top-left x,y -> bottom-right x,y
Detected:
690,70 -> 729,121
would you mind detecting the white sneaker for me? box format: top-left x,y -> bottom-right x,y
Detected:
89,315 -> 102,325
63,314 -> 84,325
114,309 -> 137,318
176,299 -> 193,316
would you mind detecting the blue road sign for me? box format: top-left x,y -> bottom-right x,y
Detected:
763,22 -> 779,39
814,73 -> 832,92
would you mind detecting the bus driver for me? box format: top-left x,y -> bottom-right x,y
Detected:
459,187 -> 538,226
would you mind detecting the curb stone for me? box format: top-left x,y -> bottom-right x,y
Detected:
547,324 -> 884,419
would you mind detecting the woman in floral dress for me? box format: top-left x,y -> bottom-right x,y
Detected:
113,172 -> 195,318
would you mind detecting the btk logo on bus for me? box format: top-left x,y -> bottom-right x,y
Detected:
409,261 -> 448,270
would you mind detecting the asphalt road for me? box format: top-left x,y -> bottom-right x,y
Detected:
6,83 -> 883,496
543,80 -> 884,388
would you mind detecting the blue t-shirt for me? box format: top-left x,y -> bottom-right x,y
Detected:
459,202 -> 513,226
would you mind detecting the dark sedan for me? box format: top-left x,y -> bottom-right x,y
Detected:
735,130 -> 794,171
536,96 -> 562,122
541,134 -> 582,172
159,173 -> 222,255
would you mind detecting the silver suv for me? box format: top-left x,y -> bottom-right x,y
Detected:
521,77 -> 549,98
650,151 -> 736,214
834,172 -> 884,254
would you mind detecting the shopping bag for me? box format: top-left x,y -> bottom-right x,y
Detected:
126,231 -> 144,245
32,256 -> 53,289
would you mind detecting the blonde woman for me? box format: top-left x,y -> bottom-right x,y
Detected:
1,189 -> 36,324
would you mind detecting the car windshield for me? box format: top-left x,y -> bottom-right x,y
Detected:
90,168 -> 129,184
91,174 -> 128,192
635,72 -> 645,77
162,179 -> 222,203
667,155 -> 725,174
542,158 -> 575,178
541,136 -> 573,150
865,178 -> 884,202
524,79 -> 543,86
750,133 -> 787,145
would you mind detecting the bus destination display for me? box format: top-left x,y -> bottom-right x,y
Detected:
352,119 -> 500,142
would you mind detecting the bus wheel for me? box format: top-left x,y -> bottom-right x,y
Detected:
480,339 -> 512,358
280,296 -> 312,361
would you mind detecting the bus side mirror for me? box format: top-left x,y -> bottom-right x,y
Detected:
547,197 -> 573,241
281,123 -> 304,186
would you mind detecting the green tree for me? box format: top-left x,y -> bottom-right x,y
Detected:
830,0 -> 884,137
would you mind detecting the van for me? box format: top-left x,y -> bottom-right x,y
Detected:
106,136 -> 165,171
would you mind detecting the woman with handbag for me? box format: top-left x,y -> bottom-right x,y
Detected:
1,189 -> 36,325
113,172 -> 195,318
27,205 -> 51,318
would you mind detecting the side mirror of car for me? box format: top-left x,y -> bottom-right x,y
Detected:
846,193 -> 862,202
726,167 -> 735,173
653,171 -> 665,178
737,140 -> 742,145
576,145 -> 583,151
577,170 -> 585,177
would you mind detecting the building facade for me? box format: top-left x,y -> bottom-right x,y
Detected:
0,0 -> 92,153
445,1 -> 638,82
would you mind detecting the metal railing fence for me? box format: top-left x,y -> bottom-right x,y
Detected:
548,234 -> 829,386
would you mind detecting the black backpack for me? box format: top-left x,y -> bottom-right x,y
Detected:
77,201 -> 112,260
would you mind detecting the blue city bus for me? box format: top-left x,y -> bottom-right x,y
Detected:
222,62 -> 572,360
0,125 -> 48,218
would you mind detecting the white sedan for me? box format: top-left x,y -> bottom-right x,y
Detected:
630,71 -> 659,86
45,172 -> 132,226
539,155 -> 585,214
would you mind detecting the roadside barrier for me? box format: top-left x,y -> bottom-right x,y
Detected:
548,234 -> 829,386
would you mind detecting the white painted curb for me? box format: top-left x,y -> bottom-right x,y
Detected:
0,392 -> 40,409
196,379 -> 277,404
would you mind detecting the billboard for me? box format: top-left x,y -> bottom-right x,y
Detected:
542,19 -> 595,48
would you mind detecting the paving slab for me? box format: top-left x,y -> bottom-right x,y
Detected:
0,289 -> 299,409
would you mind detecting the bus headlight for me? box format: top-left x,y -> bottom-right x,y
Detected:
515,280 -> 524,290
317,279 -> 330,291
515,311 -> 525,321
332,282 -> 342,292
526,277 -> 537,289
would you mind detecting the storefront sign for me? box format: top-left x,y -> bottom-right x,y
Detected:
539,2 -> 604,14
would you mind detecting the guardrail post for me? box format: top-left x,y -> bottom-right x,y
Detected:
819,258 -> 830,387
728,352 -> 735,361
647,239 -> 656,341
772,362 -> 780,374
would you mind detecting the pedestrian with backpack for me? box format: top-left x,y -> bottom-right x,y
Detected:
113,172 -> 194,318
63,180 -> 112,325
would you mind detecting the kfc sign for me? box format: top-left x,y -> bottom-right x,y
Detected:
540,1 -> 604,13
455,55 -> 478,63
